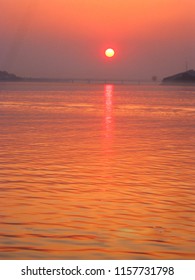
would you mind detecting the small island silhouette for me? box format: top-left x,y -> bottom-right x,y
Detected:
162,69 -> 195,84
0,70 -> 22,81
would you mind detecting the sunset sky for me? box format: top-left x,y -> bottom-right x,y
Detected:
0,0 -> 195,80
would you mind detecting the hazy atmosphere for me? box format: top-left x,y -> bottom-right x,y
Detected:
1,0 -> 195,262
0,0 -> 195,80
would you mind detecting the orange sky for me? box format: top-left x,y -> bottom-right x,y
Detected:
0,0 -> 195,79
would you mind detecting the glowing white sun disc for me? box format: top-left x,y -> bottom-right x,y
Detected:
105,48 -> 115,58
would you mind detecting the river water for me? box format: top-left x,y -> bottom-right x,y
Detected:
0,82 -> 195,259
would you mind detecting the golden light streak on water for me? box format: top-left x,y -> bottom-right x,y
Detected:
0,83 -> 195,259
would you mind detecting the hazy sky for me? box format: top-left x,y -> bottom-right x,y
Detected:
0,0 -> 195,80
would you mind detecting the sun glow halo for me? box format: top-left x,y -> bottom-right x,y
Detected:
105,48 -> 115,58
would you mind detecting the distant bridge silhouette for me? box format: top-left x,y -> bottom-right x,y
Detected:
66,79 -> 143,84
22,77 -> 155,85
33,78 -> 151,85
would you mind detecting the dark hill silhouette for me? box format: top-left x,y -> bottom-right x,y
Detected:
162,70 -> 195,84
0,70 -> 22,81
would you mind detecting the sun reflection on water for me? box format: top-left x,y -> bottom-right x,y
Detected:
104,84 -> 113,140
0,84 -> 195,259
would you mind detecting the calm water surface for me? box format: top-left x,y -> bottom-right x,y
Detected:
0,82 -> 195,259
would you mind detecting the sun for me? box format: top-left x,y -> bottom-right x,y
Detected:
105,48 -> 115,58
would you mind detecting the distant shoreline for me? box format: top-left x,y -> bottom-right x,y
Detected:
162,69 -> 195,84
1,69 -> 195,85
0,71 -> 154,85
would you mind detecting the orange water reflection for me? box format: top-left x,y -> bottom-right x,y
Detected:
0,84 -> 195,260
101,84 -> 115,181
104,84 -> 113,139
103,84 -> 114,156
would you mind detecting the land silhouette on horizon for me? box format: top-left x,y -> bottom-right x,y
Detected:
0,70 -> 22,81
1,69 -> 195,84
162,70 -> 195,84
0,70 -> 151,84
